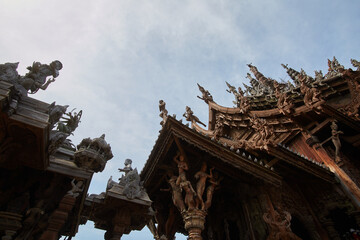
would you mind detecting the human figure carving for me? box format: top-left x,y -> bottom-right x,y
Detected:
173,151 -> 188,186
194,162 -> 213,210
67,179 -> 84,198
118,158 -> 133,176
18,60 -> 62,94
213,114 -> 225,141
183,106 -> 206,127
204,172 -> 222,210
331,121 -> 343,163
249,115 -> 274,150
181,180 -> 197,210
161,174 -> 186,213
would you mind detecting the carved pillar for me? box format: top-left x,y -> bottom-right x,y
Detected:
167,152 -> 221,240
39,195 -> 77,240
182,209 -> 207,240
106,208 -> 131,240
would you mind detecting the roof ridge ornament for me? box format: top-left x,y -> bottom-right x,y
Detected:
273,80 -> 294,115
325,56 -> 344,79
225,81 -> 251,113
247,64 -> 275,95
183,106 -> 206,128
281,63 -> 301,86
351,58 -> 360,71
197,83 -> 214,103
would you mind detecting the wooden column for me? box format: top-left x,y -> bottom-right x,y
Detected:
39,195 -> 76,240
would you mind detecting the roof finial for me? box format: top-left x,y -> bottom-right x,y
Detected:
351,58 -> 360,71
197,83 -> 214,104
159,100 -> 168,126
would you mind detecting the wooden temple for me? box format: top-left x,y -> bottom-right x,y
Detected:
141,57 -> 360,240
0,57 -> 360,240
0,61 -> 152,240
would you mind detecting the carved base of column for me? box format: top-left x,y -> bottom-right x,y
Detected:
182,209 -> 206,240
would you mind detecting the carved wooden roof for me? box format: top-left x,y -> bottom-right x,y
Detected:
178,58 -> 359,172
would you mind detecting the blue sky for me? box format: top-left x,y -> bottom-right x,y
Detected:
1,0 -> 360,239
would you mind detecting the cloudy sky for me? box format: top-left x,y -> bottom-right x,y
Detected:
1,0 -> 360,239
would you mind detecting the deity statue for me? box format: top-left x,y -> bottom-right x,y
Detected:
204,171 -> 222,210
119,158 -> 133,176
67,179 -> 84,198
173,151 -> 188,186
18,60 -> 62,94
194,162 -> 213,210
331,121 -> 343,163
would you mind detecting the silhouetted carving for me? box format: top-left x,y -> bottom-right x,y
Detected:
159,100 -> 168,126
351,59 -> 360,71
48,102 -> 69,129
183,106 -> 206,127
57,109 -> 82,135
331,121 -> 343,163
18,60 -> 62,94
197,83 -> 213,103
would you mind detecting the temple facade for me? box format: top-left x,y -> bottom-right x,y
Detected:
0,57 -> 360,239
141,57 -> 360,240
